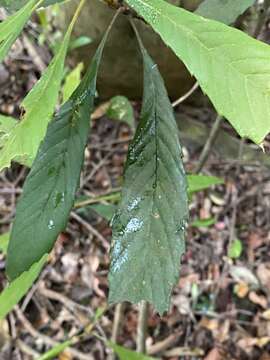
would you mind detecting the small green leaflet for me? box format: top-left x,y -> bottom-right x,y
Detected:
37,339 -> 73,360
109,27 -> 189,314
62,62 -> 84,103
195,0 -> 255,25
106,96 -> 135,130
228,238 -> 243,259
6,14 -> 117,281
0,232 -> 9,254
0,254 -> 47,319
188,174 -> 223,194
108,342 -> 157,360
0,1 -> 82,171
126,0 -> 270,144
0,0 -> 40,62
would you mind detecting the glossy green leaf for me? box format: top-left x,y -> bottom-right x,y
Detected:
195,0 -> 255,25
0,254 -> 47,319
107,96 -> 135,130
126,0 -> 270,144
108,342 -> 157,360
0,3 -> 82,171
0,0 -> 40,62
0,232 -> 9,254
228,238 -> 243,259
6,16 -> 116,281
188,174 -> 223,194
62,62 -> 84,103
109,30 -> 189,314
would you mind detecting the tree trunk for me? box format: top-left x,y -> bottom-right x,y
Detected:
58,0 -> 202,99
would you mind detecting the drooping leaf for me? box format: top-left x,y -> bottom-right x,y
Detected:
0,1 -> 83,171
195,0 -> 255,25
0,254 -> 47,319
106,96 -> 135,130
0,0 -> 40,62
6,15 -> 117,281
109,28 -> 189,314
62,62 -> 84,103
0,232 -> 9,254
125,0 -> 270,144
108,342 -> 157,360
188,174 -> 223,194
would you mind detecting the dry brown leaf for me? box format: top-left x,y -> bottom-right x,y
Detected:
249,291 -> 268,309
257,264 -> 270,290
262,309 -> 270,320
204,348 -> 222,360
238,337 -> 270,351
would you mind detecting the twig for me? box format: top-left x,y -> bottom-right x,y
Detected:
14,306 -> 94,360
194,115 -> 223,173
109,302 -> 126,360
16,339 -> 40,358
70,211 -> 109,250
38,285 -> 107,340
172,82 -> 199,108
147,332 -> 181,355
136,300 -> 149,353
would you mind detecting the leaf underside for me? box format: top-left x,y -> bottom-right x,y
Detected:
6,25 -> 111,280
126,0 -> 270,144
195,0 -> 256,25
109,29 -> 189,314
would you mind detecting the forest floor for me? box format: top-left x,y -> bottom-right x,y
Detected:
0,13 -> 270,360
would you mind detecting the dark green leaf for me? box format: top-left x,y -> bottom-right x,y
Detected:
108,342 -> 157,360
195,0 -> 255,25
6,20 -> 114,280
0,254 -> 47,319
108,28 -> 189,314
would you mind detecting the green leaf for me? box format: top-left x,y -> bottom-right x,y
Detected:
108,28 -> 189,314
0,115 -> 17,147
37,339 -> 73,360
228,238 -> 243,259
0,0 -> 40,62
191,217 -> 216,227
125,0 -> 270,144
0,0 -> 65,11
195,0 -> 255,25
0,254 -> 47,319
106,96 -> 135,130
69,36 -> 92,51
0,2 -> 82,171
6,16 -> 116,281
108,342 -> 157,360
0,232 -> 9,254
62,62 -> 84,103
187,174 -> 223,194
89,203 -> 117,222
